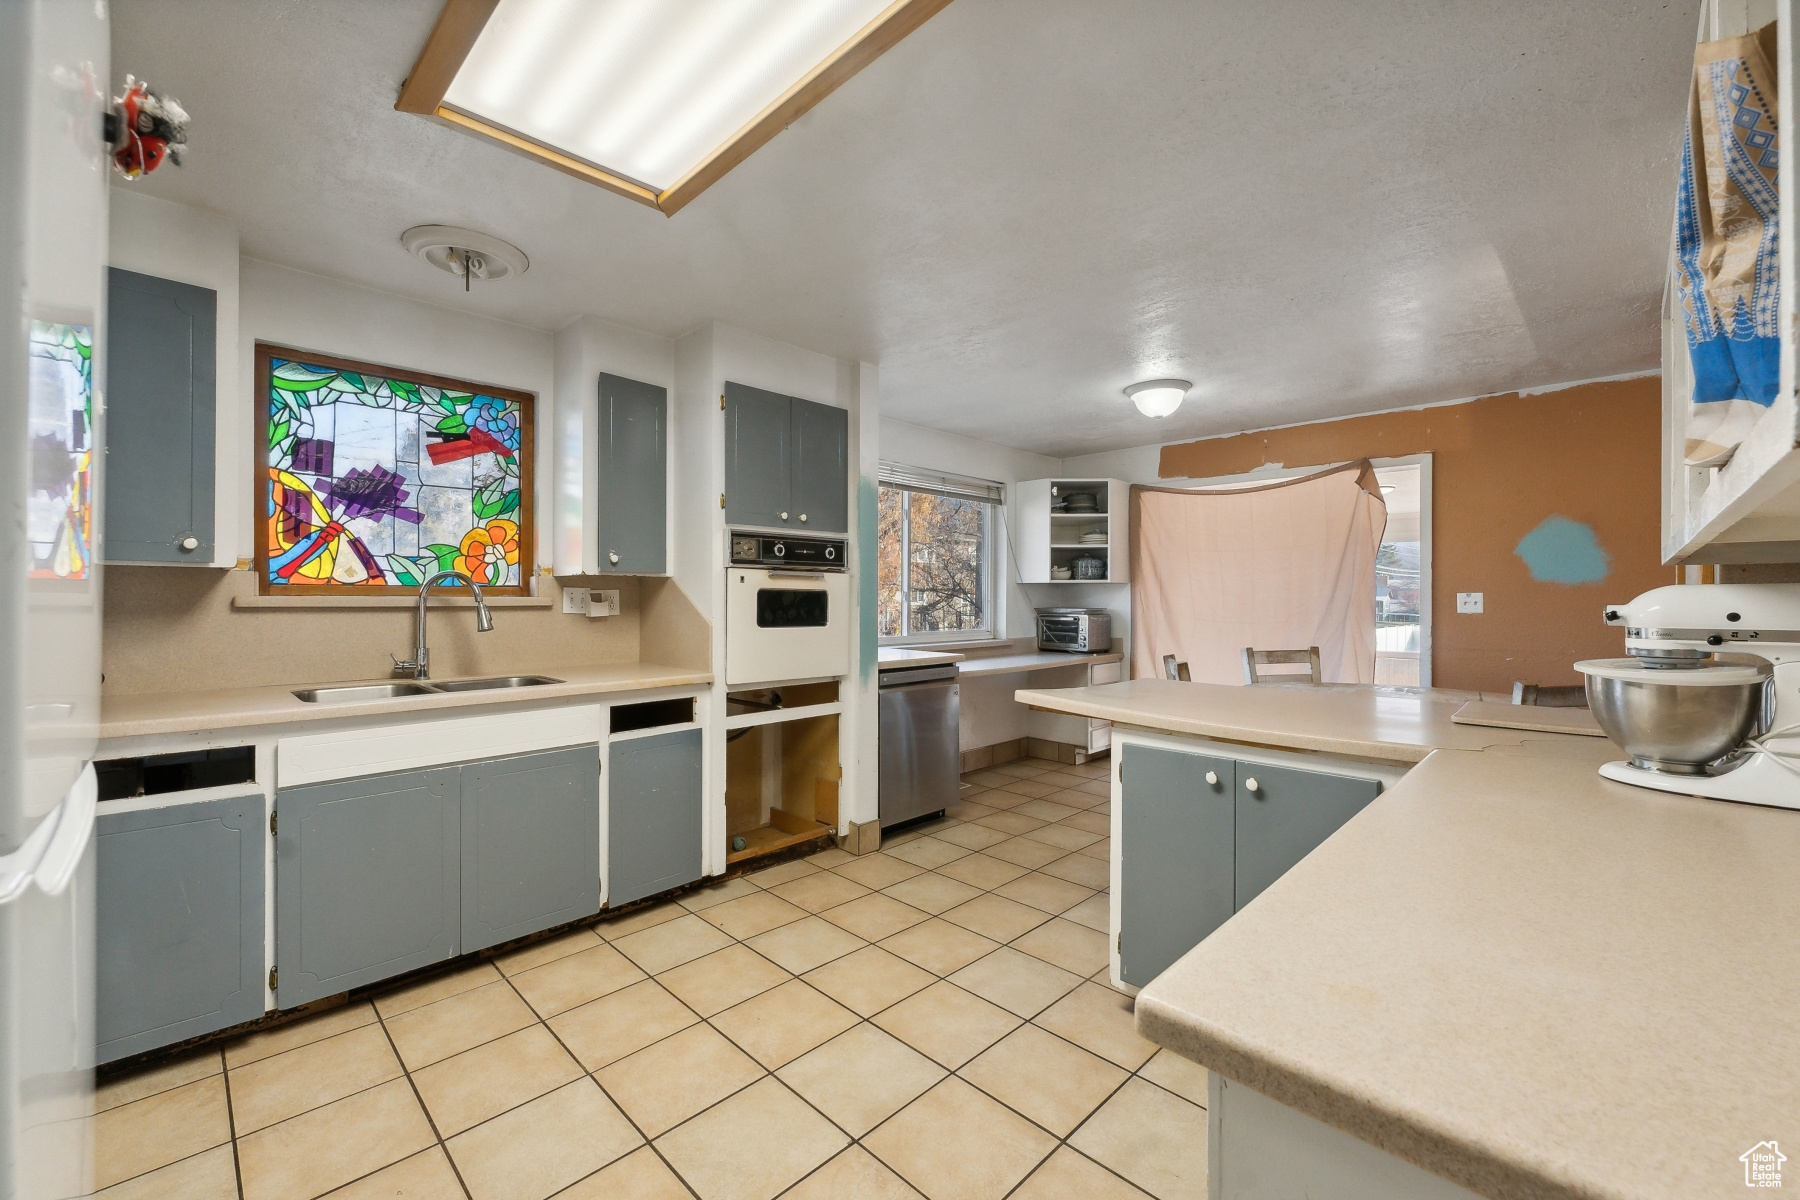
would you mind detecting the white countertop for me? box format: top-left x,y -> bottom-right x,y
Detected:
877,647 -> 967,670
1014,677 -> 1513,763
957,649 -> 1122,678
100,662 -> 712,740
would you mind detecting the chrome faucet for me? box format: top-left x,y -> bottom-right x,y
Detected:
392,570 -> 494,680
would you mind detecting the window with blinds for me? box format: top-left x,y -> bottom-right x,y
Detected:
878,462 -> 1001,643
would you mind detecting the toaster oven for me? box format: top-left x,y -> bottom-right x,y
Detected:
1036,608 -> 1112,653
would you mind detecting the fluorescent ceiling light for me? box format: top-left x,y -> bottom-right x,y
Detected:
1125,379 -> 1191,419
399,0 -> 951,215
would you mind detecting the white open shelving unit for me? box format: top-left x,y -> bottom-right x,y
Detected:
1014,478 -> 1131,584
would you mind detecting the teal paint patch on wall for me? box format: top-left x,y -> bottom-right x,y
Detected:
1515,516 -> 1611,585
858,474 -> 879,681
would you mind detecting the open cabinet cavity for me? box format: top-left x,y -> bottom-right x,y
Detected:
725,683 -> 840,866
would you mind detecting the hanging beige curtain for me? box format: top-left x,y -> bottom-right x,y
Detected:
1130,462 -> 1387,684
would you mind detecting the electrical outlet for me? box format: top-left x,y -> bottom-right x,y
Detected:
1457,592 -> 1484,614
587,589 -> 620,618
561,586 -> 591,615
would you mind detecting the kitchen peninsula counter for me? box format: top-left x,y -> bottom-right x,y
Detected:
1020,678 -> 1800,1199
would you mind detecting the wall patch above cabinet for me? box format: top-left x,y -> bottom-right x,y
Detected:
255,344 -> 535,596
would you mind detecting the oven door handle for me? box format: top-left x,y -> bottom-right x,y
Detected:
766,570 -> 826,579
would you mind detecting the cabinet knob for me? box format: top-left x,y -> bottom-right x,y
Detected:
178,536 -> 199,552
608,551 -> 619,564
780,512 -> 790,521
798,513 -> 808,523
1245,777 -> 1260,794
1204,770 -> 1218,786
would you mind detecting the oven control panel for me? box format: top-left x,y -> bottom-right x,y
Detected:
730,532 -> 846,570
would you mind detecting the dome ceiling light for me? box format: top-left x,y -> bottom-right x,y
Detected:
395,0 -> 954,217
1125,378 -> 1191,419
401,225 -> 529,292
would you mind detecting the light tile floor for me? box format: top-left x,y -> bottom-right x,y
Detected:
92,756 -> 1209,1200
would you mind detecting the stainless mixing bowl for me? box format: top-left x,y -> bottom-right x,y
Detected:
1583,669 -> 1770,774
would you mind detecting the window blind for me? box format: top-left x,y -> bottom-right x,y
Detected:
879,461 -> 1004,505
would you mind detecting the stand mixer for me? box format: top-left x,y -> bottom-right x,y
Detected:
1575,582 -> 1800,809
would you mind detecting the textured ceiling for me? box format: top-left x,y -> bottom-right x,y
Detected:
111,0 -> 1697,456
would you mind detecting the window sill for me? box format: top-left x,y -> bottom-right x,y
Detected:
232,592 -> 554,610
881,636 -> 1030,657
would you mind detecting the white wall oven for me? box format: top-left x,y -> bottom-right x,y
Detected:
727,533 -> 849,686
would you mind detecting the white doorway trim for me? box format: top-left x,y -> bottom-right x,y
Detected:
1371,454 -> 1433,688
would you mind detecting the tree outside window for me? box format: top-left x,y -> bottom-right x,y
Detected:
878,482 -> 993,641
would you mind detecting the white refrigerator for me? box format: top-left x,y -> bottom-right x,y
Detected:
0,2 -> 111,1197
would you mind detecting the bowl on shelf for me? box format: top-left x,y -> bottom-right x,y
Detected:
1050,566 -> 1073,579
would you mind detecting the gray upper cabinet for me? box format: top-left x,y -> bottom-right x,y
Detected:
96,792 -> 264,1064
725,382 -> 794,530
276,766 -> 460,1009
462,746 -> 601,953
1233,762 -> 1380,911
597,373 -> 666,574
1119,745 -> 1235,987
105,267 -> 215,563
724,382 -> 848,533
608,728 -> 703,907
790,398 -> 849,534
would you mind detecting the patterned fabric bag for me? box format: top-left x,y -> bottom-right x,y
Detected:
1675,22 -> 1780,466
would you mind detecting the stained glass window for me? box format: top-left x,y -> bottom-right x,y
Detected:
27,321 -> 95,581
257,345 -> 533,594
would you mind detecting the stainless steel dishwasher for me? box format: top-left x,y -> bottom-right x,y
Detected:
878,663 -> 961,827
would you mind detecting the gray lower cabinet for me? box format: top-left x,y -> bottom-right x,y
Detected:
276,767 -> 460,1009
96,793 -> 264,1063
275,746 -> 603,1009
462,747 -> 601,953
723,382 -> 849,533
1233,763 -> 1380,911
105,267 -> 216,563
597,373 -> 666,574
1120,744 -> 1381,987
608,729 -> 703,907
1119,745 -> 1235,988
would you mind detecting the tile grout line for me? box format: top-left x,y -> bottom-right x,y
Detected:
490,967 -> 707,1200
371,1006 -> 477,1200
216,1047 -> 247,1200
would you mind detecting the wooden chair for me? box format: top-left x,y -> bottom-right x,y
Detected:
1161,654 -> 1191,682
1242,646 -> 1322,685
1511,682 -> 1588,708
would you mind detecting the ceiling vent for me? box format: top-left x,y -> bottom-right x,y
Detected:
401,225 -> 529,289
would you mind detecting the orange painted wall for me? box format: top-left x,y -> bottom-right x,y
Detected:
1156,378 -> 1670,693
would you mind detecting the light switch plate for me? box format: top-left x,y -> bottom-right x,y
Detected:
1457,592 -> 1484,614
587,589 -> 620,618
561,586 -> 591,615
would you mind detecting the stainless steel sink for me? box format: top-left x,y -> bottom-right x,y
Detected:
292,682 -> 442,704
429,675 -> 564,692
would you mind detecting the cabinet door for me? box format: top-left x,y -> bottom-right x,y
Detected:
95,792 -> 265,1062
462,746 -> 601,953
598,373 -> 667,574
105,267 -> 216,563
789,397 -> 849,534
608,728 -> 703,907
724,382 -> 793,529
1119,744 -> 1235,987
1234,763 -> 1380,911
276,767 -> 459,1008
